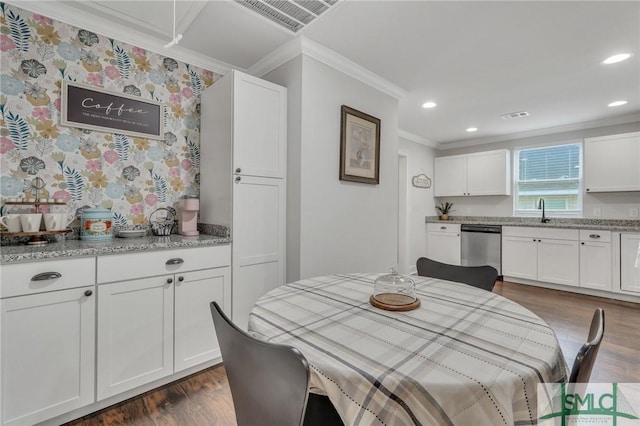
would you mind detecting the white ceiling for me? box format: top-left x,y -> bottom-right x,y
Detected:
16,0 -> 640,148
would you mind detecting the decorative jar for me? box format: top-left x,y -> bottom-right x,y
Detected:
80,207 -> 113,241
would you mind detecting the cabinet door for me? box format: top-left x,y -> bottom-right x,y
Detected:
466,150 -> 511,196
621,233 -> 640,293
174,267 -> 230,372
97,276 -> 174,400
538,239 -> 579,286
584,132 -> 640,192
434,155 -> 467,196
233,71 -> 286,178
579,242 -> 612,291
1,287 -> 95,426
232,175 -> 285,330
426,231 -> 461,265
502,236 -> 538,280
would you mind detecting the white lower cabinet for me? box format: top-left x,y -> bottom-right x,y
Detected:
96,246 -> 231,400
502,236 -> 538,280
0,259 -> 96,426
502,227 -> 579,287
426,223 -> 461,265
621,233 -> 640,293
174,268 -> 230,372
97,276 -> 174,400
579,230 -> 612,291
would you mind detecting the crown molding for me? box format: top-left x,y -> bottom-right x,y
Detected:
399,130 -> 438,148
7,0 -> 234,75
437,111 -> 640,150
249,36 -> 408,100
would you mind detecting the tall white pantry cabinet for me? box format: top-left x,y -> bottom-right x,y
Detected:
200,70 -> 287,330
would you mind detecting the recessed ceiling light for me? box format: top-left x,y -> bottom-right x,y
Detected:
422,101 -> 437,109
466,127 -> 478,132
608,100 -> 628,107
602,53 -> 631,64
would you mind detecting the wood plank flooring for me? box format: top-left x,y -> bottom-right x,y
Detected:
65,281 -> 639,426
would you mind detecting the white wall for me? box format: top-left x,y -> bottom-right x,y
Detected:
399,138 -> 436,274
299,56 -> 399,278
435,122 -> 640,219
266,55 -> 399,280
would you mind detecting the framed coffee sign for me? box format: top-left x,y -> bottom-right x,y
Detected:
61,81 -> 164,139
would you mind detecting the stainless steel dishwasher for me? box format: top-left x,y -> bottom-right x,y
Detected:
461,224 -> 502,276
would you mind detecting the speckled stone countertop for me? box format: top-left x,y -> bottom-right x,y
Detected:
425,216 -> 640,232
0,234 -> 230,264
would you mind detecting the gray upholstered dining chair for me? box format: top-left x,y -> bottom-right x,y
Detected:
210,302 -> 344,426
569,308 -> 605,383
416,257 -> 498,291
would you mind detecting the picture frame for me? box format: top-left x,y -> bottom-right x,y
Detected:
339,105 -> 381,184
61,81 -> 164,140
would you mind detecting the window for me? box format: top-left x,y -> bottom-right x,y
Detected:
514,143 -> 582,215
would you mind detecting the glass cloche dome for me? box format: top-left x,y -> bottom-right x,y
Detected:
371,268 -> 419,310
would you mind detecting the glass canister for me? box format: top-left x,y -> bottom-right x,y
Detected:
80,207 -> 113,241
371,268 -> 418,309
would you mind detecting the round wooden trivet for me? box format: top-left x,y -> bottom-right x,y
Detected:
369,294 -> 421,311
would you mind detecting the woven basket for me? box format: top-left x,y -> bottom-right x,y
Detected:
149,207 -> 176,236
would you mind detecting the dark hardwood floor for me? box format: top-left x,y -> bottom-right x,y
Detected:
65,281 -> 639,426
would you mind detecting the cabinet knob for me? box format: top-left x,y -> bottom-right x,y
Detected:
440,226 -> 446,230
166,258 -> 184,266
32,272 -> 62,281
235,168 -> 241,174
84,290 -> 93,297
235,176 -> 241,183
178,276 -> 184,282
581,242 -> 585,245
589,234 -> 601,239
586,188 -> 590,192
167,278 -> 173,284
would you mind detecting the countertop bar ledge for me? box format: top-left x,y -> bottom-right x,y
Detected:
425,216 -> 640,232
0,234 -> 231,264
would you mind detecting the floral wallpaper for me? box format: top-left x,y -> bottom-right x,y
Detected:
0,3 -> 221,226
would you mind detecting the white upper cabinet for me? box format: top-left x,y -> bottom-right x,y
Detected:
584,131 -> 640,192
434,155 -> 467,196
434,149 -> 511,196
233,72 -> 287,179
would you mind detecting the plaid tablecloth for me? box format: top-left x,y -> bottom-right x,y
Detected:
248,273 -> 568,426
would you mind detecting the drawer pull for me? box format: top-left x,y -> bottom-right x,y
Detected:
166,258 -> 184,265
589,234 -> 601,239
235,168 -> 242,173
167,278 -> 173,284
178,276 -> 184,282
440,226 -> 446,230
84,290 -> 93,297
32,272 -> 62,281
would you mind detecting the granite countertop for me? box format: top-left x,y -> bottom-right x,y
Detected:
0,234 -> 231,264
425,216 -> 640,232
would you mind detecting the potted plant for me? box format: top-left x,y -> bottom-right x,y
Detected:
435,201 -> 454,221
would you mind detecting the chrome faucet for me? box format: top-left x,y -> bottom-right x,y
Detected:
537,198 -> 550,223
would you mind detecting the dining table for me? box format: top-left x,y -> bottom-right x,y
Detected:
248,273 -> 568,426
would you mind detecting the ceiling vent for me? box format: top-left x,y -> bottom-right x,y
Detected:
500,111 -> 530,119
234,0 -> 340,33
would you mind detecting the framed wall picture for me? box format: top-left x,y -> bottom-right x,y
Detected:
61,81 -> 164,140
339,105 -> 381,184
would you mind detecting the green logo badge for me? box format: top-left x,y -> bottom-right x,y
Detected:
538,383 -> 640,425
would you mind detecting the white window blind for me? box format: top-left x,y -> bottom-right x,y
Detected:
514,143 -> 582,215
